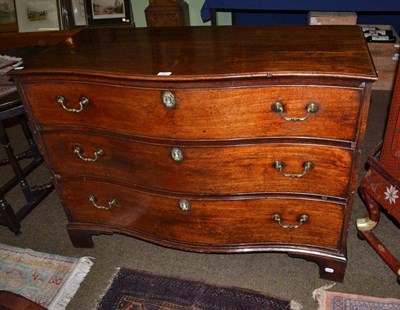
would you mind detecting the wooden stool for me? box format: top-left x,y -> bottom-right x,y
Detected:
357,63 -> 400,283
0,90 -> 53,234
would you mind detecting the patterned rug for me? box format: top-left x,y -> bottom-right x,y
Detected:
0,243 -> 93,310
97,268 -> 302,309
313,284 -> 400,310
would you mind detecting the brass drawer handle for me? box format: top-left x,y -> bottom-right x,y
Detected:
56,95 -> 90,113
271,101 -> 318,121
73,146 -> 104,162
272,160 -> 314,178
89,195 -> 117,210
162,91 -> 176,109
272,213 -> 309,229
178,199 -> 190,211
171,147 -> 184,162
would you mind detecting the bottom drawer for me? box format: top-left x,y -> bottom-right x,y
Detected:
59,179 -> 344,250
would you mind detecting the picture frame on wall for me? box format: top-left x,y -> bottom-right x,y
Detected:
85,0 -> 133,27
71,0 -> 86,26
15,0 -> 60,32
0,0 -> 18,32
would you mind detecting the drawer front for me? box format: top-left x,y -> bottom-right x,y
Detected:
44,132 -> 353,198
24,82 -> 361,141
60,180 -> 344,249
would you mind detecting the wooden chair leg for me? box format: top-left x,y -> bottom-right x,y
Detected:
357,182 -> 381,234
0,198 -> 21,234
0,114 -> 53,234
357,175 -> 400,279
0,291 -> 46,310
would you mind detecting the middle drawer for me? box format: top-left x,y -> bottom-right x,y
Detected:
43,132 -> 353,198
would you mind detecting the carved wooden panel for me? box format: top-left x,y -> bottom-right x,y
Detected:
145,0 -> 189,27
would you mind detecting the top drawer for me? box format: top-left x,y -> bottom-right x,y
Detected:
23,81 -> 362,141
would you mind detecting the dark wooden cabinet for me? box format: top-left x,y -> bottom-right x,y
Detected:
11,26 -> 376,282
145,0 -> 190,27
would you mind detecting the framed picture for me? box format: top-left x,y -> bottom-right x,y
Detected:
85,0 -> 132,26
0,0 -> 18,32
15,0 -> 60,32
71,0 -> 86,26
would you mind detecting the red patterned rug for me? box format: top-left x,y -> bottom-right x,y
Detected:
97,268 -> 302,309
313,284 -> 400,310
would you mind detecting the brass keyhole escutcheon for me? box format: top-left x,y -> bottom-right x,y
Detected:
178,199 -> 190,211
171,147 -> 184,162
162,91 -> 176,109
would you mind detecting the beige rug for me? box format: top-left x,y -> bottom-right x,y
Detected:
0,243 -> 93,309
313,284 -> 400,310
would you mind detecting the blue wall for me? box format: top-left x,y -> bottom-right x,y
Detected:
234,11 -> 400,33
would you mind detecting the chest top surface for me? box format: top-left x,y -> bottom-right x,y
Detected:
12,25 -> 376,82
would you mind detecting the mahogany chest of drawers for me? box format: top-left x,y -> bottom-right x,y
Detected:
11,25 -> 376,282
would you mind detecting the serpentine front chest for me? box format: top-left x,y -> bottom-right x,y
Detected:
11,25 -> 377,282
